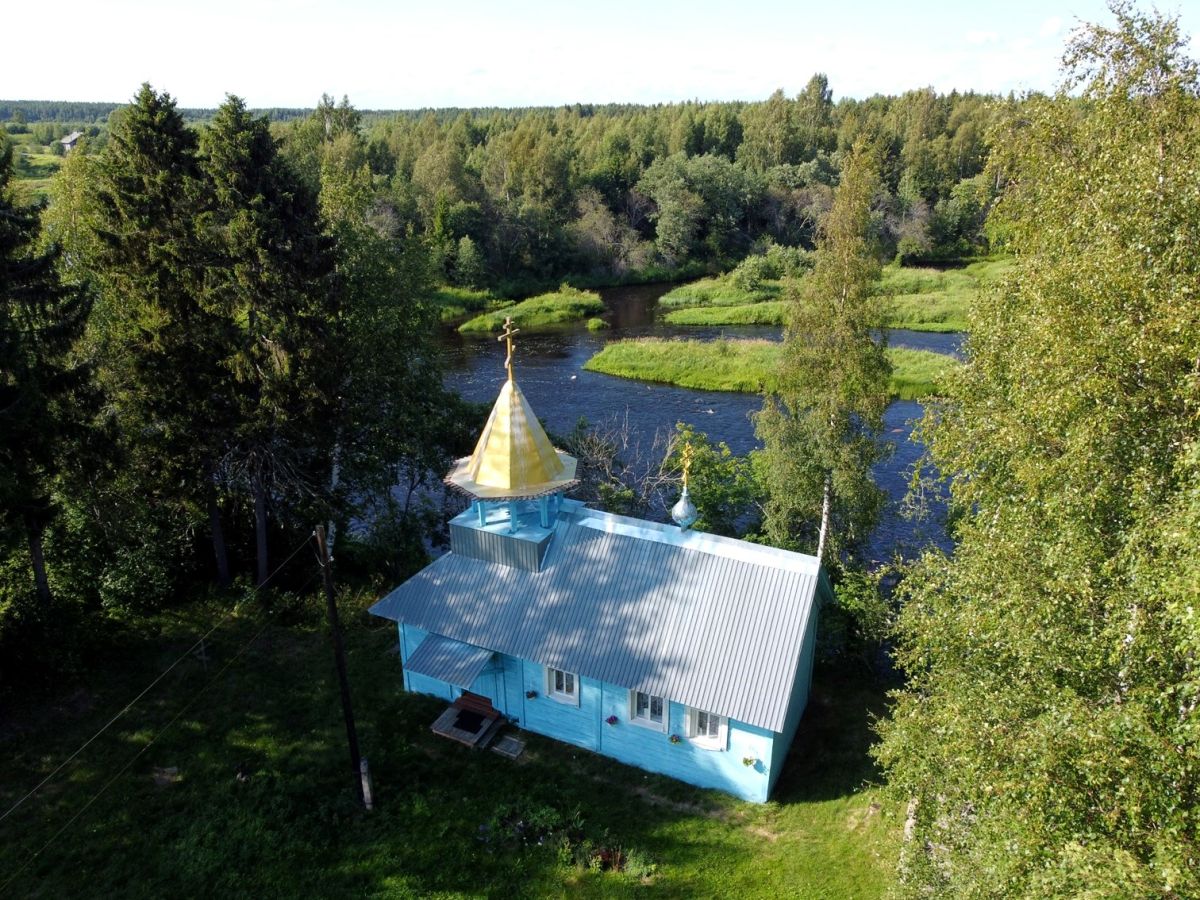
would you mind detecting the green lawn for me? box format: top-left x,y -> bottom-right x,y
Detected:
585,338 -> 957,400
460,285 -> 605,334
0,597 -> 899,897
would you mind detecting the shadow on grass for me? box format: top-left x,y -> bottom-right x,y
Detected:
772,659 -> 893,805
0,606 -> 896,898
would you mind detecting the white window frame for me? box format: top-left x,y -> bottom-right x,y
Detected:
628,690 -> 668,732
687,707 -> 728,750
545,667 -> 579,706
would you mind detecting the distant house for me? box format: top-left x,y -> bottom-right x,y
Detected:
60,131 -> 84,151
369,320 -> 827,802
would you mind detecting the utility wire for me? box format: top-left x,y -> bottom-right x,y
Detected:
0,533 -> 315,828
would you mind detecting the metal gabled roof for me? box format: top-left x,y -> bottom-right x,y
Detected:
403,633 -> 494,688
370,508 -> 823,733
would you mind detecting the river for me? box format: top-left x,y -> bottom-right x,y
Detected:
440,283 -> 954,563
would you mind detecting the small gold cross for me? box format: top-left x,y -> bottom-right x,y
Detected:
681,442 -> 694,489
498,316 -> 520,380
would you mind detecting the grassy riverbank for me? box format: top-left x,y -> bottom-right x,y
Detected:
664,301 -> 788,325
459,285 -> 604,334
0,597 -> 899,897
585,338 -> 957,400
655,258 -> 1010,332
879,257 -> 1010,333
426,285 -> 511,322
658,276 -> 782,309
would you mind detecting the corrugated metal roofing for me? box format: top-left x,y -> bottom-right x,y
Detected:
403,633 -> 494,688
370,508 -> 822,733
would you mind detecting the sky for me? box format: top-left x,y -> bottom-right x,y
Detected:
6,0 -> 1198,109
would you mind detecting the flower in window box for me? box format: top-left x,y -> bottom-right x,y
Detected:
605,715 -> 619,725
668,734 -> 682,744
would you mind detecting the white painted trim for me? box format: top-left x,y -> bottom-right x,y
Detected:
629,689 -> 668,732
687,707 -> 728,751
545,666 -> 580,706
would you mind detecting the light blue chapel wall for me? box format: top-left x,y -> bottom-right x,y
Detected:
500,654 -> 526,721
399,625 -> 455,701
766,595 -> 821,797
595,689 -> 775,803
519,661 -> 602,751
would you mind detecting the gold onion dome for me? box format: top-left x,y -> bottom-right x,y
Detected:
444,318 -> 579,500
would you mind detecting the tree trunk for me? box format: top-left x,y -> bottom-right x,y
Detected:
815,472 -> 832,565
25,514 -> 52,606
326,447 -> 340,557
254,473 -> 269,586
208,490 -> 231,588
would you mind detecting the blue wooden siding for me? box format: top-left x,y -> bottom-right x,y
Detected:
595,689 -> 775,802
398,629 -> 778,802
519,661 -> 602,751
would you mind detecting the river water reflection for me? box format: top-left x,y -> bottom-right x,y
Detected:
440,283 -> 953,563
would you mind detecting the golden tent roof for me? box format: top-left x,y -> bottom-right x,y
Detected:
444,318 -> 579,501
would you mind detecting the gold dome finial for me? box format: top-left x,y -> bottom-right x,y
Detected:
443,315 -> 579,501
681,441 -> 694,490
498,316 -> 520,381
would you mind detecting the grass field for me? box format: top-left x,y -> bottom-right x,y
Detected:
585,338 -> 957,400
6,132 -> 63,202
460,286 -> 605,334
0,596 -> 899,897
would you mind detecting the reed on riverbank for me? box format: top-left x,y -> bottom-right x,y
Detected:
584,338 -> 957,400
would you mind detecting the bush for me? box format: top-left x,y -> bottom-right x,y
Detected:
729,254 -> 772,291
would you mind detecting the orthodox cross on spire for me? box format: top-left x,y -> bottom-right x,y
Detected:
681,441 -> 694,490
498,317 -> 520,381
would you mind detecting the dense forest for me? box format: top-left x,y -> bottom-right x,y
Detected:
2,2 -> 1198,896
7,76 -> 1000,284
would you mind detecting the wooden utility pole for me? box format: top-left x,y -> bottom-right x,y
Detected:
314,525 -> 364,805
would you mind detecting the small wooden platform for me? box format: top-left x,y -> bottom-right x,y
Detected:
490,735 -> 526,759
431,692 -> 504,749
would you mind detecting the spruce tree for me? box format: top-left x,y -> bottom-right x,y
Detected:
87,83 -> 234,586
0,142 -> 94,606
199,95 -> 340,584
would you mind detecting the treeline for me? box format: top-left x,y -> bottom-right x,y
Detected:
10,80 -> 1004,290
317,79 -> 1000,290
1,86 -> 477,688
0,100 -> 313,124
